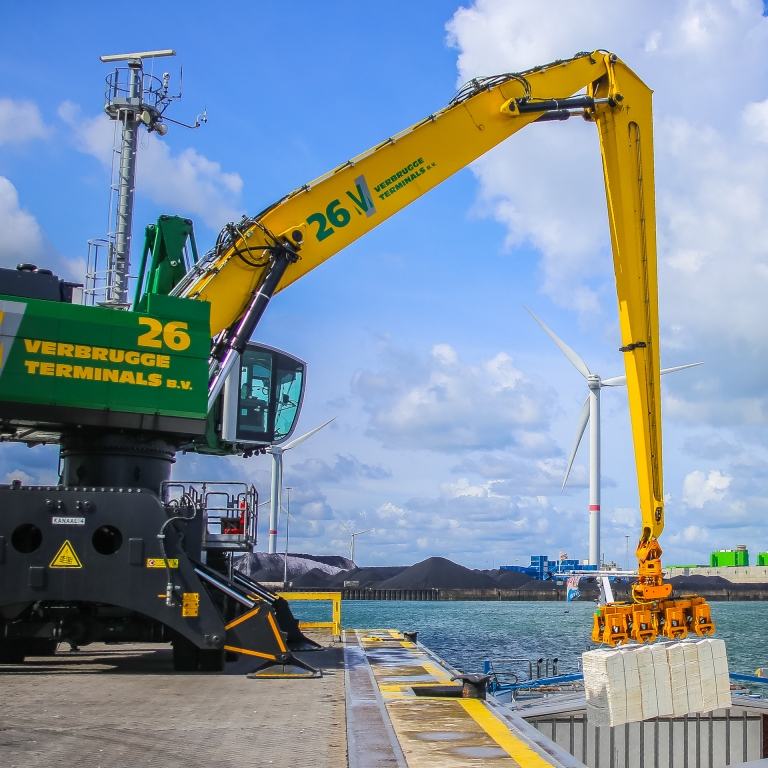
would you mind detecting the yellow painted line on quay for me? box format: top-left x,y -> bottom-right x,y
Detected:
459,699 -> 553,768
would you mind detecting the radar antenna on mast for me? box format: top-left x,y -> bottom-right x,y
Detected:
85,49 -> 204,307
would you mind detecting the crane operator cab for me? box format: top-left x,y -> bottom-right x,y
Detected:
219,342 -> 306,449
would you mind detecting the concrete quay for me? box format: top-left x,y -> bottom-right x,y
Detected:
0,629 -> 575,768
664,566 -> 768,584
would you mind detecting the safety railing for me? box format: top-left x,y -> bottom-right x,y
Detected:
161,481 -> 258,552
529,707 -> 763,768
278,591 -> 342,640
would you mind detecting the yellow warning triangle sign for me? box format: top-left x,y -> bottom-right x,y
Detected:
50,540 -> 83,569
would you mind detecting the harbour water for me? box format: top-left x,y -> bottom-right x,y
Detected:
291,600 -> 768,677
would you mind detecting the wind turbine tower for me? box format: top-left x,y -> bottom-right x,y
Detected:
526,308 -> 702,567
341,522 -> 371,564
266,417 -> 335,554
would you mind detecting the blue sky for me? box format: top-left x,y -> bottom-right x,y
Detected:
2,1 -> 768,569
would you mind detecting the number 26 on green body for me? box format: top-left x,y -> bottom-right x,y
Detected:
137,318 -> 191,351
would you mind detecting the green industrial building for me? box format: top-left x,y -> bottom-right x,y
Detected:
710,546 -> 749,567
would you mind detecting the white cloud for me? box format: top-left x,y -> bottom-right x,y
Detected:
0,99 -> 50,146
611,507 -> 637,528
683,469 -> 731,507
0,175 -> 81,279
4,470 -> 34,485
352,340 -> 555,452
0,176 -> 50,266
442,477 -> 501,498
744,98 -> 768,143
290,453 -> 391,483
668,524 -> 709,545
446,0 -> 768,423
58,102 -> 243,228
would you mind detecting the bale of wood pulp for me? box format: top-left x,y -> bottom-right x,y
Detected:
583,648 -> 628,727
682,642 -> 705,713
650,643 -> 674,717
622,647 -> 643,723
710,638 -> 732,708
667,643 -> 691,718
695,639 -> 719,712
634,645 -> 659,720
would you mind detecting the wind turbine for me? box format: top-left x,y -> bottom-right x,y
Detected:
265,417 -> 336,554
340,521 -> 371,564
525,307 -> 703,567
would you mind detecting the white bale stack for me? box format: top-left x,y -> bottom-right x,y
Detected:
583,639 -> 730,726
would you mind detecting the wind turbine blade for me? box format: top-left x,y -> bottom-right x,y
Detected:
603,363 -> 703,389
281,417 -> 337,451
340,521 -> 352,534
353,529 -> 373,535
563,396 -> 590,490
524,307 -> 591,378
660,362 -> 704,376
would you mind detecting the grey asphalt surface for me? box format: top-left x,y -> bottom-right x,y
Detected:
0,638 -> 347,768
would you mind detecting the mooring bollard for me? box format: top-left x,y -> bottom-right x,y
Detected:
451,673 -> 491,700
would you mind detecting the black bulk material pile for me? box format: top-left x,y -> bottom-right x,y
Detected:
326,566 -> 408,588
292,565 -> 411,589
375,557 -> 498,590
670,575 -> 735,589
488,569 -> 536,589
236,552 -> 354,583
290,568 -> 334,588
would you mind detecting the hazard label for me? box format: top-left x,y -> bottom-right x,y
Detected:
182,592 -> 200,617
50,540 -> 83,569
146,558 -> 179,569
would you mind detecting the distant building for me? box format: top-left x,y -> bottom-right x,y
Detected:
710,545 -> 749,567
501,554 -> 598,581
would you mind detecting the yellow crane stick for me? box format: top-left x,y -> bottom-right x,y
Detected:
588,59 -> 669,600
177,52 -> 672,604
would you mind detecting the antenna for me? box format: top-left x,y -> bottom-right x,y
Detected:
99,49 -> 176,63
86,49 -> 204,308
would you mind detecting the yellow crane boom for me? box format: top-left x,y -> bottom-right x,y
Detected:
174,50 -> 714,644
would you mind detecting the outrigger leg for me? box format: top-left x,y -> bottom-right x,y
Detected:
194,562 -> 322,678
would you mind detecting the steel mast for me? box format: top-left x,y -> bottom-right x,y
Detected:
98,49 -> 176,307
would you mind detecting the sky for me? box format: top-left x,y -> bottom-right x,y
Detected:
2,1 -> 768,569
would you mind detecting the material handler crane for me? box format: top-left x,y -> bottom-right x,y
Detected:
0,50 -> 713,670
